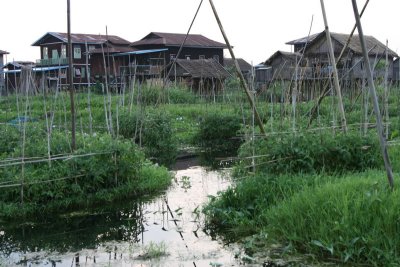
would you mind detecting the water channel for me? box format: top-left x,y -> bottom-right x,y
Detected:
0,157 -> 248,267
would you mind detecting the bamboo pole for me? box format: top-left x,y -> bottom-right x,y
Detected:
85,42 -> 93,135
67,0 -> 76,151
384,40 -> 389,139
351,0 -> 394,189
308,0 -> 370,128
320,0 -> 348,133
208,0 -> 266,136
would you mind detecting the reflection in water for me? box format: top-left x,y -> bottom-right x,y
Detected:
0,163 -> 240,267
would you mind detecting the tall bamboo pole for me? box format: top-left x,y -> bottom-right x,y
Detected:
67,0 -> 76,150
208,0 -> 266,136
351,0 -> 394,189
320,0 -> 347,133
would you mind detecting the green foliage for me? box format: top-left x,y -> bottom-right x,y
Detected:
119,109 -> 178,167
0,129 -> 172,219
196,111 -> 243,153
265,172 -> 400,266
236,131 -> 381,175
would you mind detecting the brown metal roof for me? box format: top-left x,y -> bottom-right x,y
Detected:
132,32 -> 227,48
172,59 -> 229,79
32,32 -> 131,46
89,45 -> 137,54
224,58 -> 252,72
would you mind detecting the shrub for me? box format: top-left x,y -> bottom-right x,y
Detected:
0,130 -> 172,219
236,131 -> 381,175
119,109 -> 177,167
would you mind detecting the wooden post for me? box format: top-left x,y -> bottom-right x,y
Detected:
67,0 -> 76,151
351,0 -> 394,189
384,40 -> 389,139
208,0 -> 267,136
320,0 -> 348,133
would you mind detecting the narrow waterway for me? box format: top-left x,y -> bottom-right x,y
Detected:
0,158 -> 244,267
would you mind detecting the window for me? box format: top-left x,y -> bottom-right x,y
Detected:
52,49 -> 59,59
213,55 -> 219,62
74,68 -> 81,77
61,45 -> 67,58
89,45 -> 96,52
185,55 -> 191,60
199,55 -> 205,60
81,67 -> 86,78
74,46 -> 81,59
43,47 -> 48,59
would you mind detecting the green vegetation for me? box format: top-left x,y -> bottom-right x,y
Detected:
0,126 -> 172,219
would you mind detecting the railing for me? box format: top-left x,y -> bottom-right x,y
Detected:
36,57 -> 69,66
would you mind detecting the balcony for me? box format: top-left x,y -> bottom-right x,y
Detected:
36,57 -> 69,66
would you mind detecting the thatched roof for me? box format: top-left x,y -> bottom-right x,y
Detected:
264,51 -> 302,66
171,59 -> 229,79
287,30 -> 398,58
224,58 -> 252,73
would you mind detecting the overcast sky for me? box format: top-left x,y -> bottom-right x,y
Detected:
1,0 -> 399,65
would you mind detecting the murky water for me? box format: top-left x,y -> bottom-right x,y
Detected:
0,159 -> 244,267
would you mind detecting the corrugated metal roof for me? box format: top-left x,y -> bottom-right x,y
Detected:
113,48 -> 169,57
32,32 -> 131,46
89,45 -> 137,55
2,65 -> 68,74
172,59 -> 229,79
0,50 -> 9,55
132,32 -> 227,48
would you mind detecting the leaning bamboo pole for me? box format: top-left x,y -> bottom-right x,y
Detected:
351,0 -> 394,189
320,0 -> 347,133
208,0 -> 267,136
384,40 -> 389,139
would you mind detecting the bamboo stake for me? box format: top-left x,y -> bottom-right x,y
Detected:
320,0 -> 347,133
208,0 -> 266,136
85,42 -> 93,135
308,0 -> 370,128
384,40 -> 389,139
67,0 -> 76,151
351,0 -> 394,189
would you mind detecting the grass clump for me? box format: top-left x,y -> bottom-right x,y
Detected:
138,241 -> 168,260
265,171 -> 400,266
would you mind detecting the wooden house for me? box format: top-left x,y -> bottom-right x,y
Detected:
289,30 -> 398,81
131,32 -> 227,66
32,32 -> 133,86
264,51 -> 308,81
0,50 -> 9,93
165,59 -> 229,93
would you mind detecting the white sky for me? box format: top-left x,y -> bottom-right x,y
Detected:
1,0 -> 399,65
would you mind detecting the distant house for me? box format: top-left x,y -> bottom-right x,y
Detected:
3,61 -> 35,92
166,59 -> 229,93
290,30 -> 398,81
262,30 -> 398,85
32,32 -> 133,86
131,32 -> 227,66
0,50 -> 9,93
